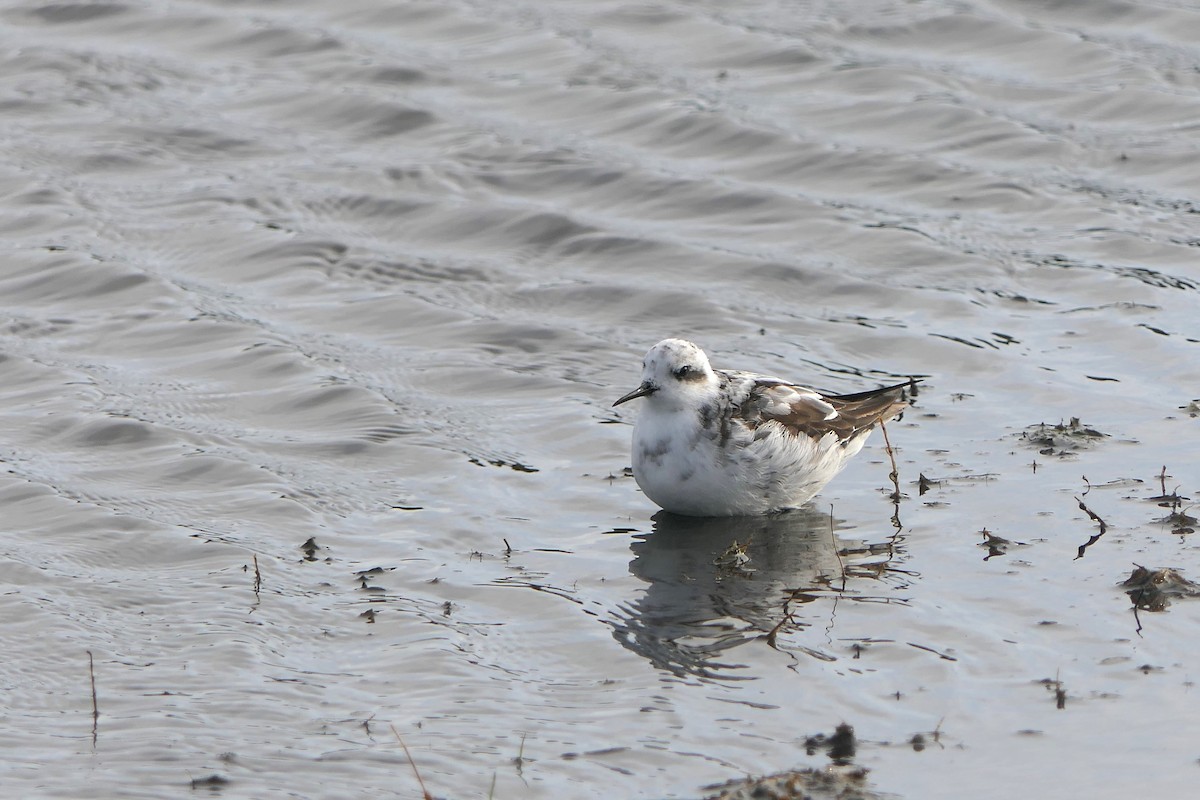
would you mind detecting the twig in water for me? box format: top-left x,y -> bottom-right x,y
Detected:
1073,496 -> 1109,559
878,419 -> 903,532
1044,670 -> 1067,709
765,596 -> 800,649
879,419 -> 901,501
513,731 -> 527,773
87,651 -> 98,746
253,555 -> 262,598
829,505 -> 846,593
906,641 -> 958,661
391,725 -> 433,800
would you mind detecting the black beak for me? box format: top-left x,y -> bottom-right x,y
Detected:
613,381 -> 657,407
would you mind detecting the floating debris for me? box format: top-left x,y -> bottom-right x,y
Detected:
906,641 -> 958,661
914,472 -> 996,492
190,774 -> 230,790
1122,566 -> 1200,612
702,728 -> 870,798
1079,477 -> 1144,490
1019,418 -> 1108,456
979,529 -> 1025,561
1157,510 -> 1198,536
1145,466 -> 1189,505
1037,675 -> 1067,709
1145,467 -> 1195,534
713,539 -> 754,574
469,457 -> 539,472
700,765 -> 885,800
357,567 -> 389,593
300,536 -> 321,561
804,723 -> 857,764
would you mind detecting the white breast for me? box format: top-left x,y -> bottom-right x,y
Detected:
630,404 -> 864,516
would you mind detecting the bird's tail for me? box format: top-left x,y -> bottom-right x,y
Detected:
826,379 -> 919,430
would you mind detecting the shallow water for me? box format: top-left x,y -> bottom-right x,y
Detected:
0,0 -> 1198,797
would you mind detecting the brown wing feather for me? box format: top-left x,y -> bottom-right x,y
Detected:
762,391 -> 855,440
741,380 -> 912,444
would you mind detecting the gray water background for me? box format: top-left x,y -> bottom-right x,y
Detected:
1,0 -> 1199,797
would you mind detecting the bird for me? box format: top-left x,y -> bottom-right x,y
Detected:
613,338 -> 914,517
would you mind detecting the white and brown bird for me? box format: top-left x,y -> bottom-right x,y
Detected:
613,339 -> 914,517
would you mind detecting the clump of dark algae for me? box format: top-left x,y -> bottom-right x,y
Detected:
698,724 -> 896,800
1018,418 -> 1108,457
1122,566 -> 1200,612
805,723 -> 857,764
700,765 -> 884,800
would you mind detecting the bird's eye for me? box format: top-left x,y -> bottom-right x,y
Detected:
673,365 -> 692,379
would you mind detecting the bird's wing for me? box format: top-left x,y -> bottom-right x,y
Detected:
736,379 -> 911,444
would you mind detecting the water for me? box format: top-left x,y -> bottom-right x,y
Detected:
0,0 -> 1198,797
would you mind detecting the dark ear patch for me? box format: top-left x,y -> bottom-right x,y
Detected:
674,364 -> 706,382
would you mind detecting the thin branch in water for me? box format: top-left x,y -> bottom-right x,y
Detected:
1043,670 -> 1067,709
87,650 -> 98,747
1073,496 -> 1110,559
906,641 -> 958,661
879,418 -> 901,500
253,554 -> 262,598
765,596 -> 798,649
391,725 -> 433,800
824,590 -> 842,646
829,504 -> 846,593
878,418 -> 903,532
513,731 -> 527,774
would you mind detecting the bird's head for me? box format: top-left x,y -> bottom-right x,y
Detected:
613,338 -> 718,411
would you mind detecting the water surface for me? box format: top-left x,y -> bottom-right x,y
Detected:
0,1 -> 1198,797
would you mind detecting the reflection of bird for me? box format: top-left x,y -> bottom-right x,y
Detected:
611,510 -> 851,678
614,339 -> 914,516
